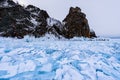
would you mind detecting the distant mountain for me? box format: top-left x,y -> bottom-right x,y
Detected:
0,0 -> 96,39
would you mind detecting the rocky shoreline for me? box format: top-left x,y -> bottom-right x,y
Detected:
0,0 -> 96,39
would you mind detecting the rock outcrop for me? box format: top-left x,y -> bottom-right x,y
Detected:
0,0 -> 50,38
62,7 -> 96,38
0,0 -> 96,39
90,29 -> 97,38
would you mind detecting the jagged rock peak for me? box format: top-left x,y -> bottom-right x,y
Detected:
25,5 -> 41,14
62,6 -> 96,38
69,7 -> 81,13
0,0 -> 17,7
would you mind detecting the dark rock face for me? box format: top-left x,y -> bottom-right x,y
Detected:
63,7 -> 91,38
90,29 -> 97,38
46,18 -> 64,38
0,4 -> 32,38
0,0 -> 96,39
25,5 -> 49,37
0,0 -> 50,38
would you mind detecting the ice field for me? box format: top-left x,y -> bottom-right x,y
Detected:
0,37 -> 120,80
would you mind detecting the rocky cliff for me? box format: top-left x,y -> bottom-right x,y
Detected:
0,0 -> 96,39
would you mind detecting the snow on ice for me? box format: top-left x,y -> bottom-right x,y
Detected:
0,36 -> 120,80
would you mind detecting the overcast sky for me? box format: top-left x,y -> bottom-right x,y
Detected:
13,0 -> 120,37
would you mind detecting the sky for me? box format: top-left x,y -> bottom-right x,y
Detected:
13,0 -> 120,37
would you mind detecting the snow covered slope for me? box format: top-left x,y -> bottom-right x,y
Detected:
0,37 -> 120,80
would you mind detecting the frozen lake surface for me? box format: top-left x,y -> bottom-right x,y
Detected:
0,37 -> 120,80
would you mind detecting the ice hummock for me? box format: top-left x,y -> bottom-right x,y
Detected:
0,36 -> 120,80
